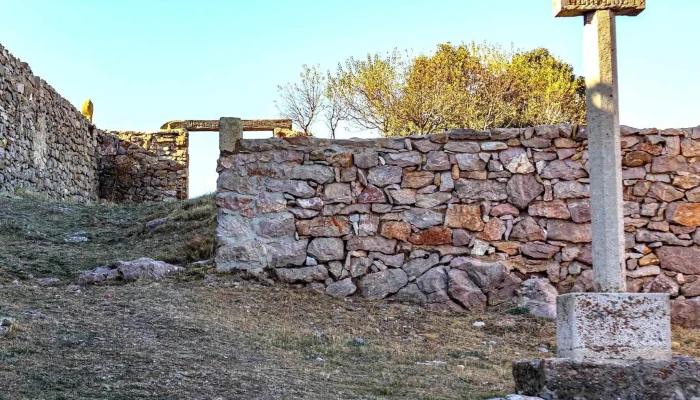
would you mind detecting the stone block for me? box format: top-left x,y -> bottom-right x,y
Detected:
219,117 -> 242,154
557,293 -> 671,360
513,357 -> 699,399
672,297 -> 700,328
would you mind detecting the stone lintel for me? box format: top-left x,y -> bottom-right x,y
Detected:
554,0 -> 646,18
513,357 -> 700,399
219,117 -> 242,155
160,119 -> 292,132
557,293 -> 671,360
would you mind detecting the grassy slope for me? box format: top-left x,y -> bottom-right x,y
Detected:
0,193 -> 216,281
0,194 -> 697,399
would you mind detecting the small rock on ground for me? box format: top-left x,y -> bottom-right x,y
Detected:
22,311 -> 44,319
78,258 -> 183,284
203,274 -> 219,286
415,360 -> 446,367
519,278 -> 557,319
0,318 -> 14,336
190,259 -> 213,267
36,277 -> 61,285
145,217 -> 168,229
64,235 -> 89,243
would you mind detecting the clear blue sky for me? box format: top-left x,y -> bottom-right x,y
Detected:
1,0 -> 698,197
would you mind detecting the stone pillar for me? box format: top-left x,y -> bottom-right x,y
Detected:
583,10 -> 626,293
219,117 -> 242,155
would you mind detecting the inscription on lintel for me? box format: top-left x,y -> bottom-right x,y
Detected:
160,119 -> 293,132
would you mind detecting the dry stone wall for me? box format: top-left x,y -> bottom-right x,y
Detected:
216,124 -> 700,326
1,42 -> 190,203
98,130 -> 188,202
0,43 -> 100,201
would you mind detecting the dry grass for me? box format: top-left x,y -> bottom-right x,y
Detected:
0,278 -> 556,399
1,278 -> 696,400
0,193 -> 698,399
0,193 -> 216,282
673,325 -> 700,359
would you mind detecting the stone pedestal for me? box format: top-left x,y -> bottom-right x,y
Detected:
557,293 -> 671,360
511,293 -> 684,398
513,357 -> 700,399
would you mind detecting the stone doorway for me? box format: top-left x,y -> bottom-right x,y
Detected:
159,119 -> 292,198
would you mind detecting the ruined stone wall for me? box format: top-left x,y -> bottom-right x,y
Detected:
0,42 -> 190,204
215,124 -> 700,325
98,130 -> 188,202
0,43 -> 100,201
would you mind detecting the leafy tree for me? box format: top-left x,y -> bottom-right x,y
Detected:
396,49 -> 460,134
275,64 -> 325,135
507,48 -> 586,126
277,43 -> 586,137
328,51 -> 404,135
400,42 -> 519,132
398,43 -> 585,133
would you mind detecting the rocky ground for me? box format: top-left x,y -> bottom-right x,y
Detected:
0,193 -> 698,399
1,277 -> 559,399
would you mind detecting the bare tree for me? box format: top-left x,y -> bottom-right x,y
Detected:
275,64 -> 325,135
324,78 -> 350,139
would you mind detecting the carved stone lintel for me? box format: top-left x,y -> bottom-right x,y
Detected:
160,119 -> 292,132
553,0 -> 645,18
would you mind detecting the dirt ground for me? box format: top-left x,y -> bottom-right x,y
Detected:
0,194 -> 698,399
0,278 -> 546,399
2,278 -> 698,400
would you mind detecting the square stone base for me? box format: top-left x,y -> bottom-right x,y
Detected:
513,358 -> 700,399
557,293 -> 671,360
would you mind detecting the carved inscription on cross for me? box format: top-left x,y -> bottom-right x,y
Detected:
554,0 -> 646,17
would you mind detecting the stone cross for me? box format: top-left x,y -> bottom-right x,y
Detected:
551,1 -> 672,362
555,0 -> 645,293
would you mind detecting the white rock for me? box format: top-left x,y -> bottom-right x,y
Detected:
471,239 -> 489,256
305,257 -> 318,266
415,360 -> 446,366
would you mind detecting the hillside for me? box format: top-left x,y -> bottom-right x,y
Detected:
0,194 -> 697,399
0,193 -> 216,282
